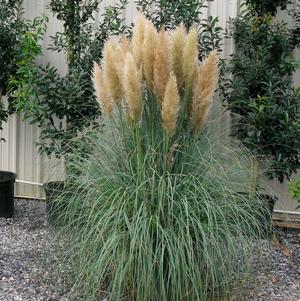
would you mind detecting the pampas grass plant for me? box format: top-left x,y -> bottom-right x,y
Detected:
57,14 -> 269,301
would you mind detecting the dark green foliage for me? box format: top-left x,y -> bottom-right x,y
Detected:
48,0 -> 129,69
9,0 -> 128,157
0,0 -> 23,95
136,0 -> 223,59
136,0 -> 205,29
49,0 -> 100,68
0,0 -> 24,133
289,1 -> 300,48
220,6 -> 300,183
8,16 -> 53,142
246,0 -> 290,16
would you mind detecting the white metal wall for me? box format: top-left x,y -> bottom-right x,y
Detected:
1,0 -> 299,214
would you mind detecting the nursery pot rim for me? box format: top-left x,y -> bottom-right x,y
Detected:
0,170 -> 17,183
43,180 -> 65,188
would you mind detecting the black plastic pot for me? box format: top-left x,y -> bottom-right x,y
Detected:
0,171 -> 17,218
44,181 -> 65,224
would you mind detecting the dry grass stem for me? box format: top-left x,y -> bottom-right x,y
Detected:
122,53 -> 143,123
182,27 -> 198,91
132,13 -> 147,68
154,29 -> 173,103
162,74 -> 180,136
103,39 -> 123,104
114,36 -> 131,79
143,20 -> 158,90
191,50 -> 219,133
171,23 -> 186,90
92,62 -> 113,116
120,35 -> 130,54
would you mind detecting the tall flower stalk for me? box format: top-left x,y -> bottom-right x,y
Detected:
92,15 -> 219,175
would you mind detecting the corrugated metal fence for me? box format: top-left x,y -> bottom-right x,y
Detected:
0,0 -> 299,215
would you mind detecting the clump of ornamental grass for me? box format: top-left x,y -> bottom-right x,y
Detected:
57,14 -> 269,301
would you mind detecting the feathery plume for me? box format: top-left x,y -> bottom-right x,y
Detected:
154,29 -> 173,103
143,20 -> 158,90
122,53 -> 143,123
191,50 -> 219,133
162,74 -> 180,136
103,39 -> 123,104
171,23 -> 186,90
92,62 -> 113,116
114,35 -> 131,76
120,34 -> 131,54
182,27 -> 198,91
132,13 -> 147,68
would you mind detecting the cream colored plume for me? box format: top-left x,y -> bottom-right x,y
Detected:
120,35 -> 130,54
103,39 -> 123,104
154,29 -> 173,103
171,23 -> 186,90
162,74 -> 180,136
114,35 -> 131,77
182,27 -> 198,91
191,50 -> 219,134
132,13 -> 147,68
92,62 -> 113,116
143,20 -> 158,90
122,53 -> 143,123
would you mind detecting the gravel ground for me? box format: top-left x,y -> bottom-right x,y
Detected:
0,199 -> 299,301
0,199 -> 73,301
247,231 -> 300,301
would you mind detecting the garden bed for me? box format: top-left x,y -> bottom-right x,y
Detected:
0,199 -> 299,301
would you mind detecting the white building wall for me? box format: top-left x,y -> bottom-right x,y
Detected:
1,0 -> 299,215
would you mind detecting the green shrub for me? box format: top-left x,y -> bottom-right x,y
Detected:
8,16 -> 48,119
9,0 -> 128,157
57,17 -> 269,301
0,0 -> 23,95
220,2 -> 300,183
136,0 -> 223,60
245,0 -> 290,16
0,0 -> 24,134
289,1 -> 300,48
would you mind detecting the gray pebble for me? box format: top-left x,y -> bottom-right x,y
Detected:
1,199 -> 299,301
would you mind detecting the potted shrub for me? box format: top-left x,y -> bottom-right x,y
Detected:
220,0 -> 300,215
0,0 -> 24,217
0,171 -> 17,218
8,0 -> 128,222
